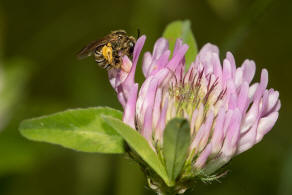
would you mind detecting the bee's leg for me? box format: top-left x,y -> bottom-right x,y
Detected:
94,48 -> 105,64
94,48 -> 102,55
104,64 -> 112,70
95,58 -> 106,63
113,57 -> 121,68
95,51 -> 102,55
94,52 -> 103,59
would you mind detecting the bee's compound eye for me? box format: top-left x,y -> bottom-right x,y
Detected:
129,42 -> 135,53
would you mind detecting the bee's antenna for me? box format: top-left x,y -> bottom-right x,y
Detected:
137,29 -> 141,38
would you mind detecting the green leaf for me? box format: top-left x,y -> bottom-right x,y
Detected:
102,115 -> 171,186
163,118 -> 191,181
19,107 -> 125,154
163,20 -> 198,70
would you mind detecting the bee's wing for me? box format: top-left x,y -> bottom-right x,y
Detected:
76,39 -> 108,59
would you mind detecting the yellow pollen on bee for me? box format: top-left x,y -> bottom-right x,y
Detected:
102,43 -> 113,64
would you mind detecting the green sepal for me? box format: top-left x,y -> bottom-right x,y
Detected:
163,118 -> 191,182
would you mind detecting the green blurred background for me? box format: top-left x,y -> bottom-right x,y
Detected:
0,0 -> 291,194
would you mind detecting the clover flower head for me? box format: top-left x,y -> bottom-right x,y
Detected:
108,35 -> 280,193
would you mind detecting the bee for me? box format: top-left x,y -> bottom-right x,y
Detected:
77,30 -> 136,71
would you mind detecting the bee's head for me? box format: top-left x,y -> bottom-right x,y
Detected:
128,36 -> 136,54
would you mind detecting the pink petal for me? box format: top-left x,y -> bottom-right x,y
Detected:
167,44 -> 189,71
142,106 -> 154,142
153,38 -> 169,60
195,144 -> 212,169
221,109 -> 242,158
142,52 -> 153,77
256,112 -> 279,143
155,97 -> 169,142
226,51 -> 236,78
125,35 -> 146,85
237,81 -> 249,113
211,108 -> 225,155
241,59 -> 256,84
222,59 -> 232,87
123,84 -> 138,128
